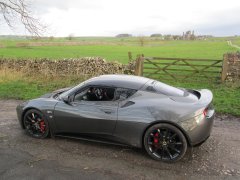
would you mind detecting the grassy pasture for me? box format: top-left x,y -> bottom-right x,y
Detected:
0,37 -> 238,63
0,36 -> 239,116
232,36 -> 240,46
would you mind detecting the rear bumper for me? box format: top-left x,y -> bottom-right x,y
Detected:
179,110 -> 215,146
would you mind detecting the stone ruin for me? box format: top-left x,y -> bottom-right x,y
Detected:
182,30 -> 195,40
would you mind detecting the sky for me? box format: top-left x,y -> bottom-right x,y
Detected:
0,0 -> 240,36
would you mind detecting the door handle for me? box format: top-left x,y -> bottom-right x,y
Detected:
104,111 -> 112,114
100,109 -> 113,114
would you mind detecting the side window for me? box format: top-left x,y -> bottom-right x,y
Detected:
116,88 -> 137,100
74,87 -> 116,102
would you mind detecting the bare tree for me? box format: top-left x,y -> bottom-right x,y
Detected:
138,36 -> 146,47
0,0 -> 44,36
49,36 -> 54,41
67,33 -> 74,41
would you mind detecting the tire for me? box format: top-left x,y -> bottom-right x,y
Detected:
193,139 -> 206,147
143,123 -> 187,162
23,109 -> 49,138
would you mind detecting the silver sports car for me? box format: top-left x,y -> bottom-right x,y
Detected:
16,74 -> 215,162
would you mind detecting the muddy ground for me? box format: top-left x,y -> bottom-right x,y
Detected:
0,100 -> 240,180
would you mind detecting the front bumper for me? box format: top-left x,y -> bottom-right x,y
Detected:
16,102 -> 28,129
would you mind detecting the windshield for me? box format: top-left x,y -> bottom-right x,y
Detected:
59,82 -> 85,99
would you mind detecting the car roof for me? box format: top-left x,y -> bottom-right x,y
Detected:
85,74 -> 151,90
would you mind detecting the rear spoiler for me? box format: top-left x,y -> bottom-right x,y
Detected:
197,89 -> 213,106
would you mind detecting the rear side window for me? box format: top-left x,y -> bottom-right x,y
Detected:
115,88 -> 137,100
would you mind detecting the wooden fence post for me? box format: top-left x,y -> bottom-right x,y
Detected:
134,54 -> 144,76
139,55 -> 144,76
221,54 -> 229,82
134,55 -> 140,76
128,52 -> 132,62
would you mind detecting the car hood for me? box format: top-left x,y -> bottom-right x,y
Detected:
52,87 -> 72,94
40,87 -> 72,98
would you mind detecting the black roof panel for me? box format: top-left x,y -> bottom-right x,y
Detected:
85,74 -> 151,90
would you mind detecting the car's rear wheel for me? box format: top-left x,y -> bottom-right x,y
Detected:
23,109 -> 49,138
143,123 -> 187,162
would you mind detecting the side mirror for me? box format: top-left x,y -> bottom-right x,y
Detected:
62,95 -> 70,104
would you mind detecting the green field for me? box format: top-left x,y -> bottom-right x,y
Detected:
0,37 -> 238,63
0,36 -> 239,116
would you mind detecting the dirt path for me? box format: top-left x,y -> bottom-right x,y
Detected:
0,100 -> 240,180
227,40 -> 240,50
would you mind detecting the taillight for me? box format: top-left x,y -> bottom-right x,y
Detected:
203,108 -> 208,116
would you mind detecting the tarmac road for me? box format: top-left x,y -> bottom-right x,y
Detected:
0,100 -> 240,180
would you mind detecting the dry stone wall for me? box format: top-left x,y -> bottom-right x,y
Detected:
0,57 -> 135,77
225,53 -> 240,82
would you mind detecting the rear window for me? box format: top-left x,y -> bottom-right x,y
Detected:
149,81 -> 187,97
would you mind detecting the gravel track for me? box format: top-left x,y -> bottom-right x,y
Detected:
0,100 -> 240,180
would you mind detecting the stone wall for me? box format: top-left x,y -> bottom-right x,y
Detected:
225,53 -> 240,82
0,57 -> 135,77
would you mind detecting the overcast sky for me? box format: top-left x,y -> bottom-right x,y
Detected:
0,0 -> 240,36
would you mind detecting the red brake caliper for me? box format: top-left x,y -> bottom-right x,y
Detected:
40,120 -> 45,133
154,132 -> 159,144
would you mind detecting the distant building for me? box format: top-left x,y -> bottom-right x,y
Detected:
150,34 -> 162,37
115,34 -> 132,38
163,34 -> 174,40
159,31 -> 213,41
172,35 -> 182,40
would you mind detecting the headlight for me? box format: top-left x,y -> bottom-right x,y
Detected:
19,101 -> 29,107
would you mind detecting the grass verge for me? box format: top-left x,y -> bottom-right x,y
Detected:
0,69 -> 85,100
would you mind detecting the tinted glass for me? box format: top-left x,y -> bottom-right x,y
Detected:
116,88 -> 137,100
74,87 -> 115,101
153,81 -> 186,97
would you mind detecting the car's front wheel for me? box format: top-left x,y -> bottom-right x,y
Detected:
143,123 -> 187,162
23,109 -> 49,138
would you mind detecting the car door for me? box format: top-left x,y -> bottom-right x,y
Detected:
53,87 -> 118,135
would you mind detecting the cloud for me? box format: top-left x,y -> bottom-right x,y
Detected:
32,0 -> 102,12
196,23 -> 240,36
1,0 -> 240,36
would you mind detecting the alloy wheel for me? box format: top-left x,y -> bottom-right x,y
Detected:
23,110 -> 49,138
144,123 -> 187,162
